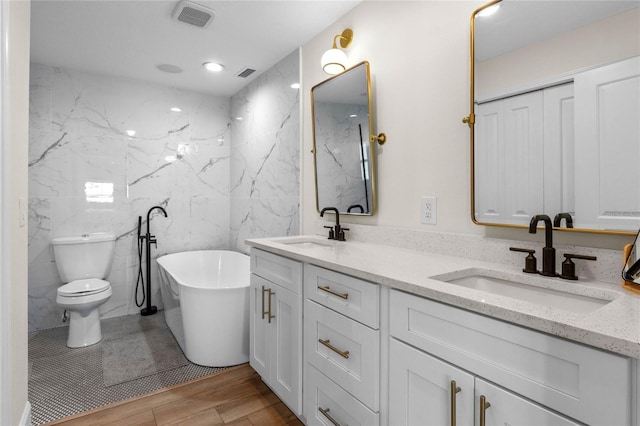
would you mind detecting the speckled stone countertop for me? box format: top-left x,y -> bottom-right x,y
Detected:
246,235 -> 640,359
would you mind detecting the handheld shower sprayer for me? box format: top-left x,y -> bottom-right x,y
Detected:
137,205 -> 168,316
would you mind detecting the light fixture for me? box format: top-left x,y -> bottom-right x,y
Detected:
203,62 -> 224,72
478,3 -> 500,17
290,83 -> 300,89
170,107 -> 182,112
126,130 -> 136,137
321,28 -> 353,75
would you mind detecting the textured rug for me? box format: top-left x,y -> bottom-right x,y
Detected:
102,327 -> 188,386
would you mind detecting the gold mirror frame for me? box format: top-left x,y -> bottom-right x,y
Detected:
311,61 -> 378,216
464,0 -> 635,237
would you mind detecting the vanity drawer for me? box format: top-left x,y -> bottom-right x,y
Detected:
389,289 -> 631,426
304,299 -> 380,411
305,364 -> 379,426
304,264 -> 379,328
251,248 -> 302,294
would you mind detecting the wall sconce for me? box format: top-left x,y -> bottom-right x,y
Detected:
320,28 -> 354,75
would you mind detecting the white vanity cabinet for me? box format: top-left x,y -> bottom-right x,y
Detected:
389,289 -> 632,425
249,249 -> 303,414
303,265 -> 380,426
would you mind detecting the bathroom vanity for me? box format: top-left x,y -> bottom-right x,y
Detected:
247,236 -> 640,425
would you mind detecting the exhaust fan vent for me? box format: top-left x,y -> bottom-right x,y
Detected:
237,68 -> 256,78
172,1 -> 215,28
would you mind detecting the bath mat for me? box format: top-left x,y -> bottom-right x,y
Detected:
102,327 -> 188,386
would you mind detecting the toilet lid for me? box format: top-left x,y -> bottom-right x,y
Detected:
58,279 -> 110,296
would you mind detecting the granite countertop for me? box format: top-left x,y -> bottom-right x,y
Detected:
246,235 -> 640,359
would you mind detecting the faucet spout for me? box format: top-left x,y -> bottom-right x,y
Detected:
147,205 -> 168,225
320,207 -> 339,226
529,214 -> 557,276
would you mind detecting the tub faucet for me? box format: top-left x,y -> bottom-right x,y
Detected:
141,205 -> 168,316
320,207 -> 348,241
529,214 -> 557,277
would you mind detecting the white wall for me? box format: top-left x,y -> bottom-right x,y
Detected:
302,1 -> 634,250
476,8 -> 640,99
3,0 -> 30,423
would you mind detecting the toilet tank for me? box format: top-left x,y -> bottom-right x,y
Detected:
52,233 -> 116,283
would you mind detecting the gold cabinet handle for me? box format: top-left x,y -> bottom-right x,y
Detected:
318,285 -> 349,300
261,285 -> 268,320
267,288 -> 275,324
450,380 -> 462,426
318,339 -> 350,359
479,395 -> 491,426
318,407 -> 343,426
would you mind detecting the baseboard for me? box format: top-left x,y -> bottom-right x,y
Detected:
19,401 -> 31,426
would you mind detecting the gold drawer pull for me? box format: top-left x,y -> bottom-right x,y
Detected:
450,380 -> 462,426
318,285 -> 349,299
267,288 -> 275,324
319,339 -> 350,359
261,285 -> 268,320
318,407 -> 343,426
479,395 -> 491,426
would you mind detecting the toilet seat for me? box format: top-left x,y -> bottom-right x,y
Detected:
58,278 -> 110,297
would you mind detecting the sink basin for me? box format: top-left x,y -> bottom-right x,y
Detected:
439,270 -> 612,314
275,237 -> 335,250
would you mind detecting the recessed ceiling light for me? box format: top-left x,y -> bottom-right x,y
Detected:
156,64 -> 183,74
350,114 -> 357,118
203,62 -> 224,72
235,116 -> 243,121
126,130 -> 136,136
290,83 -> 300,89
170,107 -> 182,112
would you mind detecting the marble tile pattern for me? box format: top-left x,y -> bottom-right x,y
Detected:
229,50 -> 301,253
314,102 -> 371,213
247,234 -> 640,358
28,64 -> 231,330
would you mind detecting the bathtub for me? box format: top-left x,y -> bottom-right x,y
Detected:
157,250 -> 250,367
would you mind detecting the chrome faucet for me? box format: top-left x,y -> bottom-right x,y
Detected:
320,207 -> 348,241
529,214 -> 557,276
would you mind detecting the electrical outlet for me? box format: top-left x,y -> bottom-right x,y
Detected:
420,196 -> 437,225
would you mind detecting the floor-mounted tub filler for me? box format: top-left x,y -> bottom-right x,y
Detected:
157,250 -> 250,367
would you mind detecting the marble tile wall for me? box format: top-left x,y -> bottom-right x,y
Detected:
28,64 -> 232,330
314,102 -> 371,213
230,50 -> 301,253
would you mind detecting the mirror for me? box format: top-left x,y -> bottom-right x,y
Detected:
312,61 -> 376,215
468,0 -> 640,235
622,228 -> 640,283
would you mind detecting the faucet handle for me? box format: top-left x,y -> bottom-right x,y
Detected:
337,227 -> 349,241
559,253 -> 597,280
323,225 -> 335,240
509,247 -> 538,274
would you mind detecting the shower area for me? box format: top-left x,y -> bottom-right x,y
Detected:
27,51 -> 301,330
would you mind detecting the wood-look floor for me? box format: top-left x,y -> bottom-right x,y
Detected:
47,364 -> 303,426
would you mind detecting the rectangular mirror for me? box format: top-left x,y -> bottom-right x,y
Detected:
468,0 -> 640,235
312,61 -> 376,215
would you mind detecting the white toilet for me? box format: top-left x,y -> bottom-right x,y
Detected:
52,233 -> 115,348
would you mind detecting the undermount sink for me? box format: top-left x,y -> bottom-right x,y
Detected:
438,270 -> 613,314
275,237 -> 335,250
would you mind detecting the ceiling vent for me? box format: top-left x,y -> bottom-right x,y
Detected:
237,67 -> 257,78
172,1 -> 215,28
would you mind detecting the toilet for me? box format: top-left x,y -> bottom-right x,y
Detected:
52,233 -> 115,348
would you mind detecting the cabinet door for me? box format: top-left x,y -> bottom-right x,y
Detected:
475,379 -> 580,426
249,274 -> 269,379
389,339 -> 474,426
574,55 -> 640,231
269,283 -> 301,415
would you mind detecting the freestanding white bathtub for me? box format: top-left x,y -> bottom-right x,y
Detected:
157,250 -> 250,367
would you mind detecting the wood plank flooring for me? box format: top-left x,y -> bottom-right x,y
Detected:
46,364 -> 303,426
